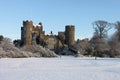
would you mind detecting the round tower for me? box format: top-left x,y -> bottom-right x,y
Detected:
23,20 -> 33,45
65,25 -> 75,46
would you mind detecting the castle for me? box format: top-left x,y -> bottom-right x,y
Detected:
21,20 -> 75,50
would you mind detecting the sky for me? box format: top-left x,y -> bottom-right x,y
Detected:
0,0 -> 120,40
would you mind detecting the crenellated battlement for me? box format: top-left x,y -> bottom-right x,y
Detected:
65,25 -> 75,31
23,20 -> 33,26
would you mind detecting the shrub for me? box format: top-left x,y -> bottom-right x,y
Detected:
21,45 -> 58,57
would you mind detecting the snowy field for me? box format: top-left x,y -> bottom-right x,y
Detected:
0,56 -> 120,80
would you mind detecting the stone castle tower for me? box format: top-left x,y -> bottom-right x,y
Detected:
65,25 -> 75,46
21,20 -> 44,46
21,20 -> 33,45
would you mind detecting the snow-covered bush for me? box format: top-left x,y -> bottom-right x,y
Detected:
0,37 -> 57,58
0,38 -> 33,58
21,45 -> 58,57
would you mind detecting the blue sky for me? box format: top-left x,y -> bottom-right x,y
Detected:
0,0 -> 120,40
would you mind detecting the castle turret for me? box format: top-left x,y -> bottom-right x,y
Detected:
22,20 -> 33,45
65,25 -> 75,46
39,22 -> 43,31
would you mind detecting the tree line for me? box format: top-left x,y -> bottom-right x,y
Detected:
74,20 -> 120,57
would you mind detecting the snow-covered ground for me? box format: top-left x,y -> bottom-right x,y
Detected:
0,56 -> 120,80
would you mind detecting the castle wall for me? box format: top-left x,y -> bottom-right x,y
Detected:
44,35 -> 57,50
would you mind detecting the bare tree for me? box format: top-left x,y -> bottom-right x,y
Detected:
108,21 -> 120,57
91,20 -> 113,58
115,21 -> 120,41
92,20 -> 112,39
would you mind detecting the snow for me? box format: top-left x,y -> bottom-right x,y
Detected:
0,56 -> 120,80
